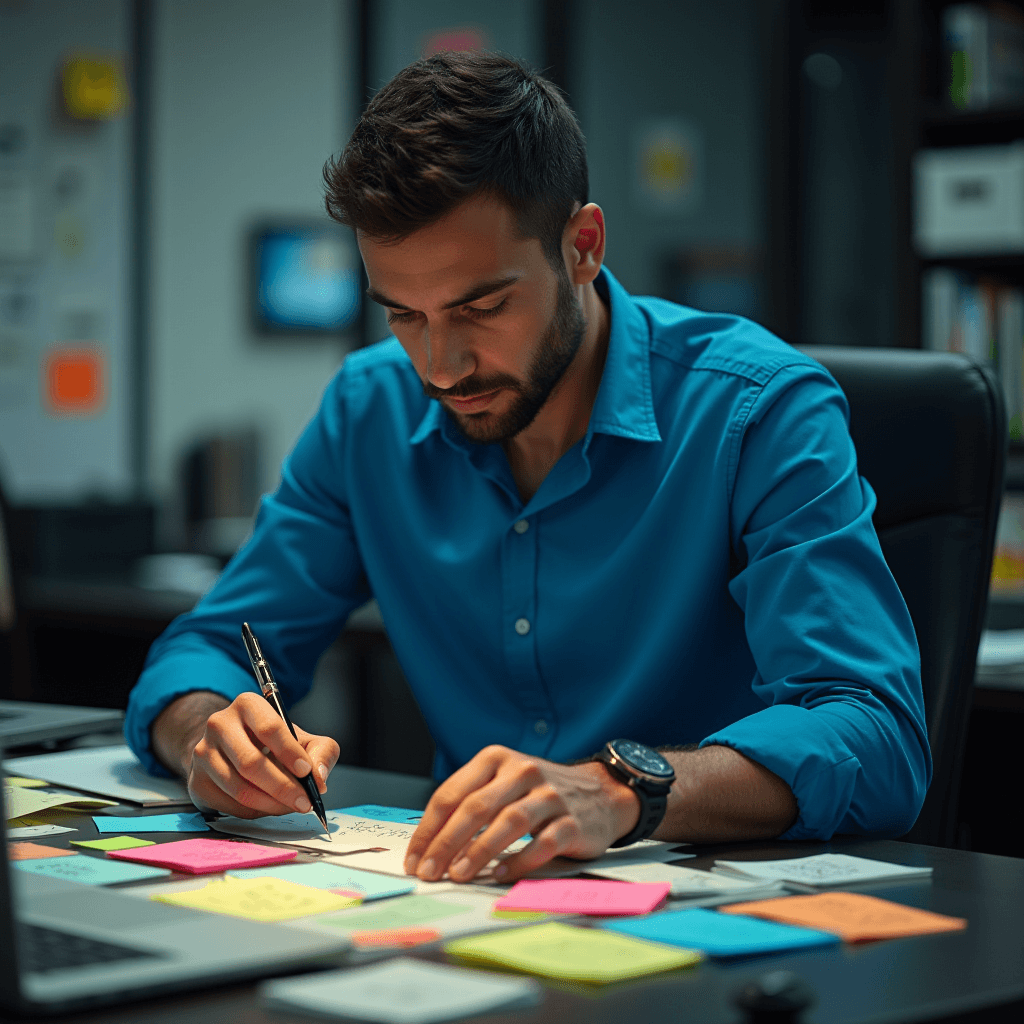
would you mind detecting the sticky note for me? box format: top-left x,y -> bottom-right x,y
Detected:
260,957 -> 541,1024
4,777 -> 48,788
604,907 -> 840,957
107,838 -> 297,874
7,823 -> 76,840
7,786 -> 116,820
313,895 -> 474,933
93,812 -> 210,834
14,854 -> 170,885
71,836 -> 156,852
720,892 -> 968,942
334,805 -> 425,825
228,861 -> 415,900
494,878 -> 670,916
491,909 -> 550,921
350,926 -> 442,949
446,921 -> 702,983
152,877 -> 360,922
8,842 -> 76,861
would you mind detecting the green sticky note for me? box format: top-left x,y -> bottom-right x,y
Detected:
446,921 -> 703,984
71,836 -> 157,852
316,895 -> 473,932
491,909 -> 550,922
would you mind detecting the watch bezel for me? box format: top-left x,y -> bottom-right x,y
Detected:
603,739 -> 675,788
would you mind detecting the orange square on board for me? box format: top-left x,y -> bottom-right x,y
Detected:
45,345 -> 105,415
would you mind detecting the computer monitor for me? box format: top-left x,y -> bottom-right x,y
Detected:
250,223 -> 361,334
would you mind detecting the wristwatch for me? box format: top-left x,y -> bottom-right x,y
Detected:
595,739 -> 676,847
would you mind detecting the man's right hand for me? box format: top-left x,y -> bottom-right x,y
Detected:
151,690 -> 340,819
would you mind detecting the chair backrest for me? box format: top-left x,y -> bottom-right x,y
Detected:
798,346 -> 1006,848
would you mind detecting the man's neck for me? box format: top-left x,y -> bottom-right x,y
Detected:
503,279 -> 610,503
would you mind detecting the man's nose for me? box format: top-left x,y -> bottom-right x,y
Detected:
424,321 -> 474,390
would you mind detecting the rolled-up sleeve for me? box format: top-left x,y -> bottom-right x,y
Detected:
125,367 -> 371,776
700,365 -> 932,839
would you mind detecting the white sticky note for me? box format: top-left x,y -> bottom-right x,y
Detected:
259,957 -> 541,1023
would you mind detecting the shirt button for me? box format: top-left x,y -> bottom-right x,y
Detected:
514,617 -> 531,636
534,719 -> 549,736
513,519 -> 529,534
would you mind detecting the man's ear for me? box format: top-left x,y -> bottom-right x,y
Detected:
564,203 -> 606,285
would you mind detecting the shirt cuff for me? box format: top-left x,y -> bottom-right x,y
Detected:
124,646 -> 259,778
700,703 -> 860,840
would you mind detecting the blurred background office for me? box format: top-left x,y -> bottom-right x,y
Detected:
1,1 -> 1022,855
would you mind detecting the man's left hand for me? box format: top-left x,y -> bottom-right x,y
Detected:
403,745 -> 641,882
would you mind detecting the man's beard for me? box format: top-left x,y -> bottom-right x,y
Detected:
424,268 -> 587,445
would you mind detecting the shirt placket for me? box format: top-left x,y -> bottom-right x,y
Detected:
500,512 -> 554,755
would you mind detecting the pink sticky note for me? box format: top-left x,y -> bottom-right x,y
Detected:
106,838 -> 297,875
494,878 -> 670,916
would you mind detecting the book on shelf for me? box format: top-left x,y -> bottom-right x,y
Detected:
922,267 -> 1024,438
944,3 -> 1024,111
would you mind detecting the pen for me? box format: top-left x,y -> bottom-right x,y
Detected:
241,622 -> 330,837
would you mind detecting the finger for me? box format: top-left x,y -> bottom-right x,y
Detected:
189,744 -> 296,818
295,728 -> 340,794
207,706 -> 314,813
446,787 -> 564,883
235,692 -> 314,779
490,816 -> 580,881
415,762 -> 548,881
405,747 -> 508,872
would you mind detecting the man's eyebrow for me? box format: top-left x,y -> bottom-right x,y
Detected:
365,276 -> 521,312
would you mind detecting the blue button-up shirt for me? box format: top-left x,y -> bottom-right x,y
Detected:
126,268 -> 931,840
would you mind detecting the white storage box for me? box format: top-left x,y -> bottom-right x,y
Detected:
914,143 -> 1024,256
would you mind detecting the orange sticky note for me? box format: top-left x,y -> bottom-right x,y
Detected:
350,926 -> 442,949
44,345 -> 105,416
721,892 -> 967,943
8,842 -> 77,861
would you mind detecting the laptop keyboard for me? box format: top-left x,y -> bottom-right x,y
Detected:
18,923 -> 162,974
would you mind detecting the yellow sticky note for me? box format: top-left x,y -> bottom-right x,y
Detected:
446,921 -> 702,984
490,909 -> 550,921
61,57 -> 128,119
152,877 -> 360,923
4,777 -> 48,789
4,786 -> 117,821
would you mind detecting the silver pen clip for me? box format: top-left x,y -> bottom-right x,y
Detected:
241,622 -> 279,699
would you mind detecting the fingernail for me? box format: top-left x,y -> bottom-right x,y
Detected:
494,863 -> 509,880
418,858 -> 436,879
294,759 -> 311,776
452,857 -> 471,879
317,763 -> 327,781
296,795 -> 311,812
404,854 -> 420,874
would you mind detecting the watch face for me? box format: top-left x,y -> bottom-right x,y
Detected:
612,740 -> 674,779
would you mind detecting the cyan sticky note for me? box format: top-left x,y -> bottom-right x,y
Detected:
92,812 -> 210,834
603,907 -> 840,958
333,805 -> 424,825
228,861 -> 416,900
14,853 -> 171,886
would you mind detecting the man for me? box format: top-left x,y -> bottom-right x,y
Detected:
127,52 -> 930,884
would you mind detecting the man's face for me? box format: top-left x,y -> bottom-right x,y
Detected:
359,195 -> 586,444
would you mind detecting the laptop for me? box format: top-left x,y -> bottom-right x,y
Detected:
1,758 -> 352,1014
0,700 -> 125,749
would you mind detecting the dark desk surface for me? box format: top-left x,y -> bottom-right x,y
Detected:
3,764 -> 1023,1024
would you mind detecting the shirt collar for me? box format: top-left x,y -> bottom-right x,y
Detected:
410,266 -> 661,448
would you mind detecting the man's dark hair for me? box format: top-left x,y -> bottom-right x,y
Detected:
323,51 -> 588,266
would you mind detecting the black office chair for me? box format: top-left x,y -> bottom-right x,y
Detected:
798,346 -> 1006,848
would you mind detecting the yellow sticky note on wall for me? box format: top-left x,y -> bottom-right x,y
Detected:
62,57 -> 127,120
152,877 -> 360,923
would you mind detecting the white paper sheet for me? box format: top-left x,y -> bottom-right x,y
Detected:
712,853 -> 933,886
3,746 -> 190,806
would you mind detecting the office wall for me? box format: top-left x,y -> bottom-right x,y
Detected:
149,0 -> 356,517
0,0 -> 133,501
577,0 -> 766,301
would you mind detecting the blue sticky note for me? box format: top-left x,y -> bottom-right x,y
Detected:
334,805 -> 424,825
14,854 -> 171,886
92,812 -> 210,834
227,861 -> 416,900
604,907 -> 839,958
